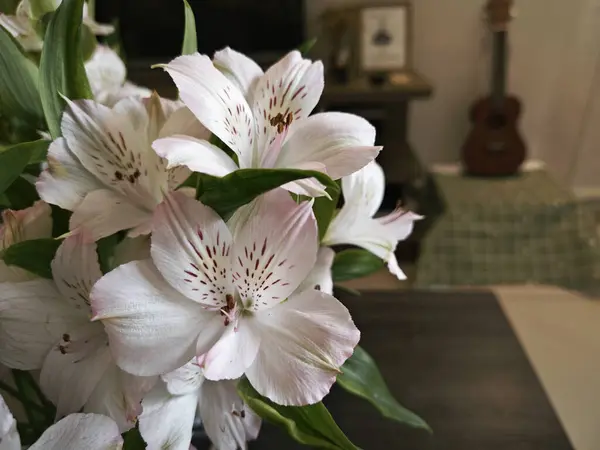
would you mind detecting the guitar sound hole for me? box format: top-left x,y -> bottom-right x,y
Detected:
487,113 -> 507,129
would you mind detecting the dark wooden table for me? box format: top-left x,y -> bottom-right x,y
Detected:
237,290 -> 573,450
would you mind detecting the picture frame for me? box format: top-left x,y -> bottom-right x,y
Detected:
358,2 -> 412,74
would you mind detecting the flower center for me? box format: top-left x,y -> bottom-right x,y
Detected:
220,293 -> 237,326
269,111 -> 293,134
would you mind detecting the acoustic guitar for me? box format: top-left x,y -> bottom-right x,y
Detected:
462,0 -> 526,177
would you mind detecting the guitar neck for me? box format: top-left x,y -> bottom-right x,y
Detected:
490,31 -> 507,109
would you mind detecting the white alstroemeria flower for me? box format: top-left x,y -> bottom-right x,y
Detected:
91,188 -> 360,406
139,360 -> 261,450
36,94 -> 204,241
153,48 -> 381,197
0,200 -> 52,282
0,0 -> 113,52
0,234 -> 154,431
0,394 -> 20,450
85,45 -> 152,107
323,161 -> 422,280
32,412 -> 123,450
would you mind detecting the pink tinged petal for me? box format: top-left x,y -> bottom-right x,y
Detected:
51,234 -> 102,315
85,365 -> 157,432
90,260 -> 207,376
36,138 -> 103,211
151,191 -> 234,307
29,413 -> 123,450
40,323 -> 112,420
0,280 -> 83,370
213,47 -> 264,102
70,189 -> 150,241
162,54 -> 254,169
0,201 -> 53,283
201,319 -> 261,381
246,290 -> 360,406
199,379 -> 261,450
232,189 -> 318,310
341,161 -> 386,218
252,51 -> 324,163
153,136 -> 238,177
376,208 -> 423,241
139,383 -> 197,450
0,393 -> 20,450
61,98 -> 166,208
297,246 -> 335,296
277,112 -> 381,180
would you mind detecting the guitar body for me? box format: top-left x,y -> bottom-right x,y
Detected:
462,95 -> 526,176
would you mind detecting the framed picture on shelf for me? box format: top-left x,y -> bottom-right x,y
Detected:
359,2 -> 412,74
322,2 -> 412,82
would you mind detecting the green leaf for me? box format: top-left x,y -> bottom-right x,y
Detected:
0,27 -> 44,125
0,140 -> 38,194
30,0 -> 58,19
181,0 -> 197,55
1,238 -> 61,279
199,169 -> 339,218
122,425 -> 147,449
337,346 -> 431,432
298,37 -> 317,55
96,233 -> 121,274
25,139 -> 50,165
238,379 -> 359,450
313,186 -> 340,241
332,249 -> 384,282
3,175 -> 39,209
39,0 -> 93,139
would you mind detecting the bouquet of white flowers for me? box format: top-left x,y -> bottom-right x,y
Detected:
0,0 -> 428,448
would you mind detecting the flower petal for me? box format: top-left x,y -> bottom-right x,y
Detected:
36,138 -> 103,211
199,379 -> 261,450
159,106 -> 210,141
153,135 -> 238,177
213,47 -> 264,102
246,290 -> 360,406
0,393 -> 20,450
297,246 -> 335,295
139,383 -> 197,450
85,365 -> 156,432
162,54 -> 254,169
29,413 -> 123,450
40,323 -> 112,420
0,280 -> 83,370
151,191 -> 233,307
90,259 -> 209,376
201,319 -> 260,381
277,112 -> 381,179
341,161 -> 386,217
70,189 -> 150,241
231,189 -> 317,310
51,234 -> 102,314
61,98 -> 166,208
0,201 -> 53,283
85,45 -> 126,99
162,359 -> 204,396
252,51 -> 323,164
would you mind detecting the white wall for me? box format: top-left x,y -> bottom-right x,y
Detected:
307,0 -> 600,189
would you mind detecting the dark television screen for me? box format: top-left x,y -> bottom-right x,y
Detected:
97,0 -> 305,64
